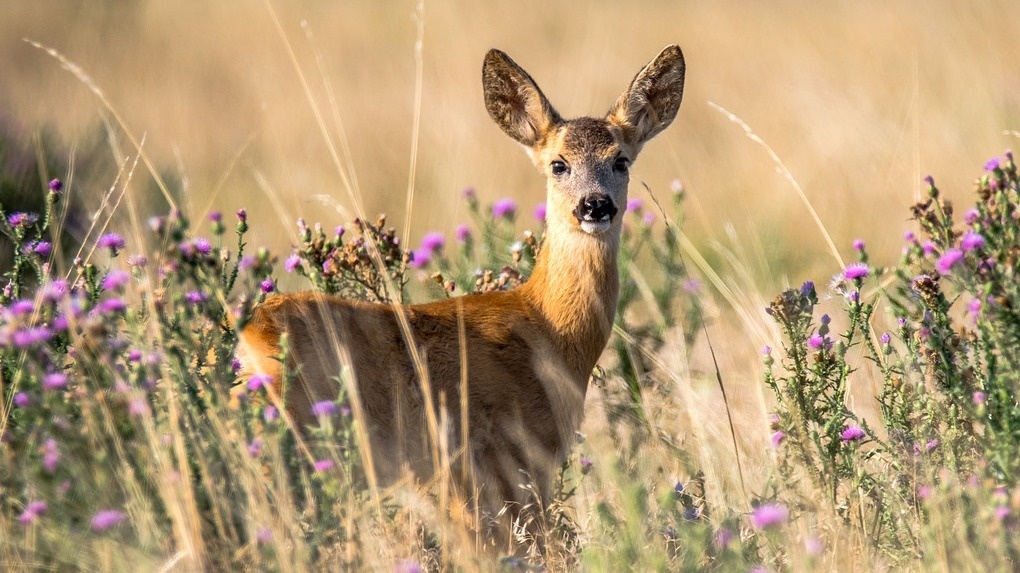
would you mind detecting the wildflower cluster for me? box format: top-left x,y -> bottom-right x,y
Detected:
762,151 -> 1020,566
0,183 -> 285,567
284,214 -> 409,303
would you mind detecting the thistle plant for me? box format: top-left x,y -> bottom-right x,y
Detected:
763,151 -> 1020,567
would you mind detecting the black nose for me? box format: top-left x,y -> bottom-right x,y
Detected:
572,195 -> 619,223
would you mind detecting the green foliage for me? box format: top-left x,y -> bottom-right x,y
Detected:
5,151 -> 1020,570
763,151 -> 1020,567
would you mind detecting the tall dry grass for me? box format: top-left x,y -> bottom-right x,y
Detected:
1,1 -> 1018,570
2,1 -> 1017,278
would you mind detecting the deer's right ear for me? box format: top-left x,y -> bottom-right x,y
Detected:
482,49 -> 562,148
608,44 -> 686,147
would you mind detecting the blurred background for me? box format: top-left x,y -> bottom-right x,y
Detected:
2,0 -> 1018,287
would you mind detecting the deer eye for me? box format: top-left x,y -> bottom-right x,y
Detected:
613,157 -> 630,173
551,160 -> 569,176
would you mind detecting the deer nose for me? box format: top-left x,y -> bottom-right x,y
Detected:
573,195 -> 619,223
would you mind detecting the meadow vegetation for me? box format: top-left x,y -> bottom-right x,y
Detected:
3,152 -> 1020,570
2,2 -> 1020,571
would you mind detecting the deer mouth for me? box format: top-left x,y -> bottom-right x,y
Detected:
573,195 -> 618,234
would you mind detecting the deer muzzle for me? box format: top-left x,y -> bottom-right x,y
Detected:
573,194 -> 618,234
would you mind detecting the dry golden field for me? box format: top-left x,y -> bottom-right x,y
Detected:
3,1 -> 1018,280
1,3 -> 1019,568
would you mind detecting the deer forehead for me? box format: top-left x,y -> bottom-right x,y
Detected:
545,118 -> 627,165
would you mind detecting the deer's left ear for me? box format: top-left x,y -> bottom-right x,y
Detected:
607,45 -> 685,147
482,49 -> 563,148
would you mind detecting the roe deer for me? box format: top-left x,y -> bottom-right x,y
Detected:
238,44 -> 685,544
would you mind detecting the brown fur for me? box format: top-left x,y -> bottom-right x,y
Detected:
237,45 -> 686,546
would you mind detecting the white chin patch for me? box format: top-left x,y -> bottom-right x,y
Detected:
579,220 -> 612,234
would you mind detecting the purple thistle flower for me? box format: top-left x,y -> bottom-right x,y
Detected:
771,431 -> 785,448
102,270 -> 131,292
238,256 -> 256,271
127,254 -> 147,268
960,231 -> 985,252
13,392 -> 31,407
579,456 -> 594,472
90,509 -> 127,531
128,397 -> 149,417
32,241 -> 52,258
42,373 -> 68,391
192,238 -> 212,256
922,241 -> 936,257
248,438 -> 263,457
10,299 -> 35,316
533,202 -> 547,222
97,233 -> 126,253
409,250 -> 431,269
761,345 -> 772,356
713,528 -> 733,549
462,187 -> 476,200
12,326 -> 53,349
52,315 -> 69,332
184,291 -> 208,304
284,254 -> 301,273
260,279 -> 275,294
880,332 -> 891,345
968,298 -> 982,317
311,400 -> 338,417
904,231 -> 916,242
491,198 -> 517,219
313,459 -> 334,473
964,209 -> 980,226
985,157 -> 1001,172
936,248 -> 964,274
247,373 -> 272,392
800,281 -> 815,297
923,175 -> 935,186
626,198 -> 643,212
236,209 -> 247,223
395,560 -> 424,573
41,279 -> 68,302
147,216 -> 166,234
805,536 -> 824,556
681,278 -> 701,293
48,179 -> 63,193
750,503 -> 789,530
808,332 -> 831,350
263,405 -> 279,423
43,438 -> 59,473
208,211 -> 222,223
840,425 -> 866,443
7,212 -> 38,227
973,391 -> 986,405
19,500 -> 48,525
642,212 -> 656,226
455,224 -> 471,242
420,232 -> 445,254
256,528 -> 273,544
97,298 -> 127,314
852,239 -> 865,251
996,506 -> 1011,520
843,262 -> 870,280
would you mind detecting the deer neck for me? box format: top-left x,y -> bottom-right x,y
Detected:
521,217 -> 620,379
